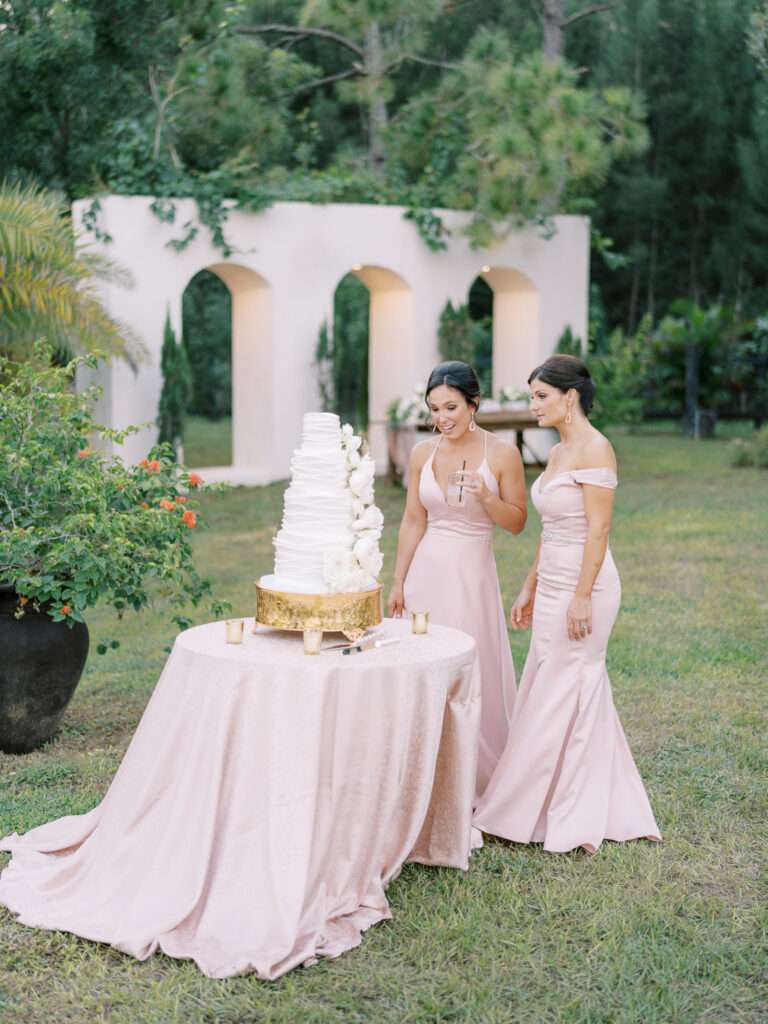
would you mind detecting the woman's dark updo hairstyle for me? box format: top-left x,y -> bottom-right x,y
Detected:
527,354 -> 595,416
425,360 -> 481,412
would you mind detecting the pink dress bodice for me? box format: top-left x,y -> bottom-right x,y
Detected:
532,467 -> 618,545
418,441 -> 499,542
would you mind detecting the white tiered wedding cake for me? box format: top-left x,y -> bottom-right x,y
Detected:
259,412 -> 383,595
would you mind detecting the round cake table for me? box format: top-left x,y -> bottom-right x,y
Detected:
0,617 -> 479,980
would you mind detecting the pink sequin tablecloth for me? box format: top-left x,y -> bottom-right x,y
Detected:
0,617 -> 479,979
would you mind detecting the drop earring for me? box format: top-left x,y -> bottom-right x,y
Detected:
469,411 -> 477,432
565,405 -> 572,426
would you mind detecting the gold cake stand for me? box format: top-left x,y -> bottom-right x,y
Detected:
254,582 -> 383,643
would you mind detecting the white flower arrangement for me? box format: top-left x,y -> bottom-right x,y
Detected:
386,385 -> 428,427
322,424 -> 384,593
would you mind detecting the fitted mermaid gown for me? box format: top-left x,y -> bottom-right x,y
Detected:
473,468 -> 661,853
403,438 -> 516,798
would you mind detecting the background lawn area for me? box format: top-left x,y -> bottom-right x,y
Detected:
1,432 -> 766,1023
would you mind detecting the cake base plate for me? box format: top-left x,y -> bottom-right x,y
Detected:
254,582 -> 383,642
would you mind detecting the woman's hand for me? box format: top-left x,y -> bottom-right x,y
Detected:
387,582 -> 405,618
510,585 -> 535,630
567,592 -> 592,641
461,470 -> 492,504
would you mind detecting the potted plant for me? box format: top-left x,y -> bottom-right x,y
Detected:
0,347 -> 228,754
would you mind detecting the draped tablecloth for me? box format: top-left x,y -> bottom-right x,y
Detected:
0,617 -> 479,979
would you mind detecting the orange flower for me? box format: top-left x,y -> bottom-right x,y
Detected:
77,448 -> 91,458
139,458 -> 149,469
61,604 -> 71,615
19,595 -> 28,605
182,510 -> 197,529
148,459 -> 161,473
174,495 -> 188,504
187,472 -> 203,488
159,499 -> 176,511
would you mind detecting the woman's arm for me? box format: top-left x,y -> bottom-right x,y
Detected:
510,539 -> 541,630
387,443 -> 430,616
466,440 -> 527,535
566,483 -> 615,640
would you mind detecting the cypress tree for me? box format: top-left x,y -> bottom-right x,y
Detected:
157,310 -> 192,459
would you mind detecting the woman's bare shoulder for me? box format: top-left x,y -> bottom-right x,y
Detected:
409,438 -> 437,470
487,433 -> 523,473
580,431 -> 617,471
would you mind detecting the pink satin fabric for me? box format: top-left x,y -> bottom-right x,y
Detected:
403,441 -> 517,800
474,468 -> 661,853
0,618 -> 479,979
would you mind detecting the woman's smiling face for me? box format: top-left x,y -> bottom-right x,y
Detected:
427,385 -> 475,438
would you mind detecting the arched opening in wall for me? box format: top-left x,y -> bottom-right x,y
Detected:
181,263 -> 271,478
437,276 -> 494,398
476,266 -> 540,399
318,265 -> 412,471
316,272 -> 370,432
182,270 -> 232,468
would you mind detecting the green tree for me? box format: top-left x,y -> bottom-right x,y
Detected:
314,274 -> 370,429
237,0 -> 447,173
391,29 -> 648,244
567,0 -> 767,326
158,311 -> 192,456
437,300 -> 492,396
0,1 -> 227,199
182,271 -> 232,419
651,302 -> 745,435
0,181 -> 137,362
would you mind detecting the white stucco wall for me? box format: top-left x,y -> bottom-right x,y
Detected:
73,196 -> 589,482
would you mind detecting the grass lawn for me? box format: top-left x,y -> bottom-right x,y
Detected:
1,431 -> 766,1023
184,414 -> 232,468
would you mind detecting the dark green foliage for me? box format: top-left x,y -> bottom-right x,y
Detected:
437,291 -> 493,397
556,326 -> 582,357
315,274 -> 370,430
182,271 -> 232,419
649,303 -> 746,432
589,318 -> 651,432
157,311 -> 192,454
568,0 -> 768,324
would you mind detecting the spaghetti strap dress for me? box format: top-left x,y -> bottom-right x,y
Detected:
473,468 -> 661,853
403,434 -> 517,799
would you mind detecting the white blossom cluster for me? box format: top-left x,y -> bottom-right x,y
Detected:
322,423 -> 384,592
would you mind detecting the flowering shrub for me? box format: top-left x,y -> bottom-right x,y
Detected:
0,348 -> 229,648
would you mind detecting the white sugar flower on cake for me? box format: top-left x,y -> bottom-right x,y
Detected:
323,423 -> 384,592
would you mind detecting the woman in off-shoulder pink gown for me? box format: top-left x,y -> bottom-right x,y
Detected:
474,355 -> 661,853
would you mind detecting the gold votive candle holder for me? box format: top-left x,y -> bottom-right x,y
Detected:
225,619 -> 244,644
303,628 -> 323,655
411,611 -> 429,635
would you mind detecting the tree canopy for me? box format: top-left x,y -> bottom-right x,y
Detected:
1,0 -> 767,329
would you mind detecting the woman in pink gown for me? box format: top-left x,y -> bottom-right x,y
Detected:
473,355 -> 661,853
387,361 -> 527,798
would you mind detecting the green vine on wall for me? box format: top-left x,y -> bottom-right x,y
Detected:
80,157 -> 452,257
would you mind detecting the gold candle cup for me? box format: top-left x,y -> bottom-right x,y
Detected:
411,611 -> 429,635
303,628 -> 324,655
225,619 -> 244,644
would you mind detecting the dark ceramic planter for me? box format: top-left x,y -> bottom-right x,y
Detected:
0,584 -> 89,754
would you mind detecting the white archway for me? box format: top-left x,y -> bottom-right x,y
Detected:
73,198 -> 589,482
